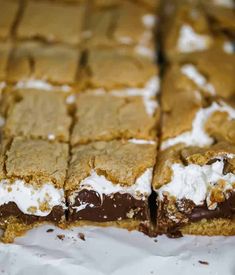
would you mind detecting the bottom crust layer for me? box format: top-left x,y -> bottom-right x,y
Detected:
181,218 -> 235,236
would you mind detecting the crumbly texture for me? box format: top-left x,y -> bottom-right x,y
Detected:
71,93 -> 158,145
181,218 -> 235,236
0,0 -> 19,40
161,64 -> 202,141
7,42 -> 80,85
3,89 -> 71,142
82,48 -> 157,90
66,140 -> 157,191
5,137 -> 69,188
17,1 -> 86,45
0,42 -> 11,81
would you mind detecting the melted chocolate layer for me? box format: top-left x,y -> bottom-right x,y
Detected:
68,190 -> 149,222
0,202 -> 64,224
189,193 -> 235,222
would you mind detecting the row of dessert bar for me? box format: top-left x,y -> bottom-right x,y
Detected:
154,0 -> 235,237
0,0 -> 159,90
0,0 -> 160,242
0,0 -> 158,58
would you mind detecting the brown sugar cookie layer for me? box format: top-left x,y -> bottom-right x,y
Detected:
66,140 -> 157,230
153,142 -> 235,236
82,48 -> 159,91
7,42 -> 81,88
2,89 -> 72,142
0,137 -> 68,229
16,0 -> 87,45
71,93 -> 159,145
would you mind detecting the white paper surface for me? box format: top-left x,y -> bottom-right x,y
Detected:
0,225 -> 234,275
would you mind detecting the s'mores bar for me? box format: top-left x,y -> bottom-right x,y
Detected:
86,1 -> 157,59
16,0 -> 87,45
159,0 -> 233,61
66,140 -> 157,231
154,60 -> 235,236
0,137 -> 68,242
2,89 -> 72,142
81,48 -> 159,92
7,42 -> 81,90
71,93 -> 159,145
0,0 -> 19,40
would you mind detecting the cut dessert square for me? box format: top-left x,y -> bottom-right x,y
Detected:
2,89 -> 72,142
153,142 -> 235,236
0,137 -> 69,241
7,42 -> 80,87
0,0 -> 19,40
66,140 -> 157,231
160,0 -> 229,60
71,93 -> 159,145
113,1 -> 156,59
17,0 -> 86,45
86,2 -> 156,59
160,65 -> 235,150
82,48 -> 159,92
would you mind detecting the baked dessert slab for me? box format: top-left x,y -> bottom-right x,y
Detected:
16,0 -> 87,45
66,140 -> 157,231
153,142 -> 235,236
2,89 -> 72,142
7,42 -> 81,88
0,0 -> 19,40
0,137 -> 69,241
71,93 -> 159,145
82,48 -> 159,91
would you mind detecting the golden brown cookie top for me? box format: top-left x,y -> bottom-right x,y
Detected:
71,93 -> 159,145
17,0 -> 86,45
83,48 -> 158,90
5,137 -> 69,188
7,42 -> 81,85
3,89 -> 72,142
0,0 -> 19,40
66,140 -> 157,191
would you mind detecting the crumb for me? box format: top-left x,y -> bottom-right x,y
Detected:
46,228 -> 54,233
198,260 -> 209,265
78,232 -> 85,241
154,239 -> 158,242
57,234 -> 65,240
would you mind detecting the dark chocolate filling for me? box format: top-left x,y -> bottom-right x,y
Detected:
68,190 -> 149,222
188,193 -> 235,222
0,202 -> 64,224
